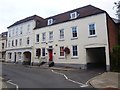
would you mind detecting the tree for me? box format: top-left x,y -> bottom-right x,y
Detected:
114,1 -> 120,20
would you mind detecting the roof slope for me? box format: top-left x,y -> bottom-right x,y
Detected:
35,5 -> 106,29
7,15 -> 44,28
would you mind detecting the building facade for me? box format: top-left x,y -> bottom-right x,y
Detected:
0,32 -> 7,62
6,15 -> 44,64
33,5 -> 118,70
6,5 -> 118,71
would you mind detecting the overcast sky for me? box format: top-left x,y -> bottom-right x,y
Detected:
0,0 -> 119,33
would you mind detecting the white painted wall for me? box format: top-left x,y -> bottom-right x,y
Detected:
34,13 -> 110,67
6,20 -> 35,62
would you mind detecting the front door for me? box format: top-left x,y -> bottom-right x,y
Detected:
49,50 -> 53,61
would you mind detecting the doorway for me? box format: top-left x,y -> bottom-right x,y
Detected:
23,51 -> 31,65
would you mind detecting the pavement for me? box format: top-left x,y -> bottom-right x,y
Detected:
0,76 -> 7,89
2,62 -> 120,89
89,72 -> 120,89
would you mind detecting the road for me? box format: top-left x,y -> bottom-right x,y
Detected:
2,63 -> 105,89
2,63 -> 81,88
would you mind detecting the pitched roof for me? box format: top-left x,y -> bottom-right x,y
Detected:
34,5 -> 106,29
7,15 -> 44,28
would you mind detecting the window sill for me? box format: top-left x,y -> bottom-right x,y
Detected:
59,57 -> 65,59
88,35 -> 97,38
48,41 -> 53,43
41,41 -> 46,44
59,39 -> 65,41
71,37 -> 78,40
71,57 -> 79,59
35,42 -> 39,44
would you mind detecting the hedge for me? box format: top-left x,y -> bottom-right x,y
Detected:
110,45 -> 120,72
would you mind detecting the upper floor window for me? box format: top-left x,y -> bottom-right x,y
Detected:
16,28 -> 18,36
47,19 -> 53,25
59,29 -> 64,40
9,31 -> 11,37
2,43 -> 4,49
42,32 -> 46,42
8,40 -> 10,47
71,26 -> 78,38
12,40 -> 14,47
12,29 -> 14,36
15,39 -> 18,46
72,45 -> 78,57
88,23 -> 96,36
20,27 -> 22,34
19,39 -> 22,46
27,24 -> 30,32
49,31 -> 53,41
27,37 -> 29,45
70,12 -> 78,19
36,34 -> 39,42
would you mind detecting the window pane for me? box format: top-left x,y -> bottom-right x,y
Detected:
42,48 -> 45,56
72,27 -> 77,38
60,47 -> 64,56
72,45 -> 78,56
89,24 -> 95,35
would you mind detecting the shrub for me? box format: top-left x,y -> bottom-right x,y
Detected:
110,45 -> 120,72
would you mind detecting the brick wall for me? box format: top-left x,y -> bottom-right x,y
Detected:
107,15 -> 118,52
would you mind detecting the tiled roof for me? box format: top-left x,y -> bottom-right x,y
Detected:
7,15 -> 44,28
7,5 -> 106,29
34,5 -> 106,29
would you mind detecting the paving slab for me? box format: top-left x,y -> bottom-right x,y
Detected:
89,72 -> 120,89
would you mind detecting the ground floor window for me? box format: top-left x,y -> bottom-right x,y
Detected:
60,46 -> 64,56
8,53 -> 12,59
72,45 -> 78,56
18,52 -> 22,59
42,48 -> 45,57
36,48 -> 41,57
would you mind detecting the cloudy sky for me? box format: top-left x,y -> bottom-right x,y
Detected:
0,0 -> 119,33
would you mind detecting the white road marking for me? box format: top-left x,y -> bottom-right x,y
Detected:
51,70 -> 88,87
7,80 -> 19,90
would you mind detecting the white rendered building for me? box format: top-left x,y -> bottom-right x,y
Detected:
6,15 -> 44,64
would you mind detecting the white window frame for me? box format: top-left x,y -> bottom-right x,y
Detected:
20,27 -> 22,34
42,32 -> 46,42
71,45 -> 78,57
27,24 -> 30,32
59,46 -> 65,57
27,37 -> 29,45
42,48 -> 46,57
71,26 -> 78,39
8,40 -> 10,47
47,19 -> 53,25
9,30 -> 11,37
12,29 -> 14,36
49,31 -> 53,41
15,39 -> 18,46
16,28 -> 18,36
70,12 -> 77,19
18,52 -> 22,59
36,34 -> 39,43
59,29 -> 64,40
19,39 -> 22,46
88,23 -> 96,37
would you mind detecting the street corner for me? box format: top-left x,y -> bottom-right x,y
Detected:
89,72 -> 120,89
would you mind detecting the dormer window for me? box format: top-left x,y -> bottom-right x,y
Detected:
70,12 -> 78,19
47,19 -> 53,25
